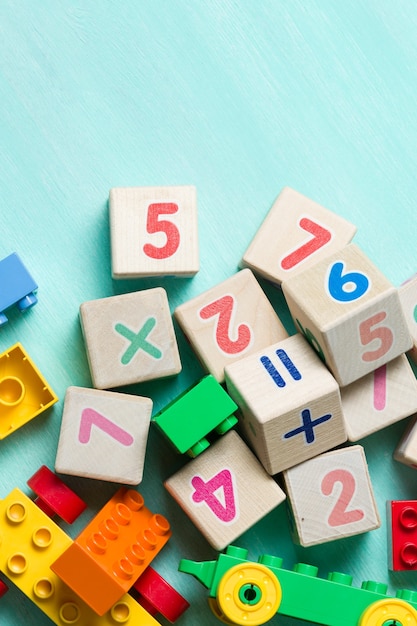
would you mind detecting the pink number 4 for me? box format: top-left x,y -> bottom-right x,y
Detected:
321,469 -> 364,527
199,295 -> 252,355
280,217 -> 332,270
143,202 -> 180,259
191,469 -> 237,523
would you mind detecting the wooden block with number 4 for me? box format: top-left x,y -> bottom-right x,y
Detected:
110,185 -> 198,278
283,445 -> 380,547
282,243 -> 412,387
55,386 -> 152,485
224,334 -> 347,475
174,268 -> 288,383
341,354 -> 417,441
240,186 -> 357,285
164,430 -> 286,550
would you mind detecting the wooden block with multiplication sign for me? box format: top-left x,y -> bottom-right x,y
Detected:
164,430 -> 286,550
174,268 -> 288,383
398,273 -> 417,363
282,243 -> 412,387
55,386 -> 152,485
240,186 -> 357,286
79,287 -> 181,389
109,185 -> 198,278
282,445 -> 380,547
340,354 -> 417,442
224,334 -> 347,475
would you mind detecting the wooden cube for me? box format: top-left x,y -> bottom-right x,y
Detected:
79,287 -> 181,389
109,185 -> 198,278
282,243 -> 412,387
394,414 -> 417,469
240,187 -> 357,285
341,354 -> 417,442
399,273 -> 417,363
174,269 -> 288,383
283,445 -> 380,547
224,334 -> 347,475
164,430 -> 286,550
55,386 -> 152,485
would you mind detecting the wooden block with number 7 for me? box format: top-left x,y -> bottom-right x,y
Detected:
282,243 -> 412,387
283,445 -> 380,547
240,186 -> 357,285
110,185 -> 198,278
164,430 -> 286,550
174,268 -> 288,383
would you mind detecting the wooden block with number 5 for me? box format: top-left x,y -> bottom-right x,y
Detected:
110,185 -> 198,278
341,354 -> 417,441
174,269 -> 288,383
283,445 -> 380,547
164,430 -> 286,550
282,243 -> 412,387
240,187 -> 357,285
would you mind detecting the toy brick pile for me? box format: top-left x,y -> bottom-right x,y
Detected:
3,186 -> 417,625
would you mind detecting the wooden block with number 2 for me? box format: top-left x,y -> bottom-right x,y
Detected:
110,185 -> 198,278
283,445 -> 380,547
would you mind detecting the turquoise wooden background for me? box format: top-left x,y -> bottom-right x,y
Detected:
1,2 -> 417,624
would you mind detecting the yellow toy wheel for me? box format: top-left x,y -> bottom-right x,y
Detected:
359,598 -> 417,626
216,562 -> 281,626
208,598 -> 237,625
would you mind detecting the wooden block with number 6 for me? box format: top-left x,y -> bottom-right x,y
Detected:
282,243 -> 412,387
110,185 -> 198,278
240,186 -> 357,285
341,354 -> 417,441
164,430 -> 286,550
224,334 -> 347,475
174,269 -> 288,383
283,445 -> 380,547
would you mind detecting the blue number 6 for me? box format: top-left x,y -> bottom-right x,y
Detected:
327,261 -> 370,302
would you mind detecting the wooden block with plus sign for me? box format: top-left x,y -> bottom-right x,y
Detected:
282,445 -> 380,547
282,243 -> 412,387
55,386 -> 152,485
394,414 -> 417,469
174,268 -> 288,383
240,186 -> 357,286
109,185 -> 198,278
224,333 -> 347,475
399,273 -> 417,363
164,430 -> 286,550
340,354 -> 417,442
79,287 -> 181,389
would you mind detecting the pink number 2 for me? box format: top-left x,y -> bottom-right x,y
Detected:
199,295 -> 252,355
280,217 -> 332,270
143,202 -> 180,259
321,469 -> 364,527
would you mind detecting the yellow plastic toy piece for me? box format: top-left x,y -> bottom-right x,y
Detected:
359,597 -> 417,625
216,562 -> 282,626
0,343 -> 58,438
0,488 -> 161,625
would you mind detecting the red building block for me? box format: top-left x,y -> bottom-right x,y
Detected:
27,465 -> 87,524
132,566 -> 190,623
51,488 -> 171,615
387,500 -> 417,570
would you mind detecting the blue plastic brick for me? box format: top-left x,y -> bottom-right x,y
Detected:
0,252 -> 38,325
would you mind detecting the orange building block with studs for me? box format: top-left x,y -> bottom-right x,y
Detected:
51,487 -> 172,615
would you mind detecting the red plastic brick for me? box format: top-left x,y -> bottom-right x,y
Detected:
132,566 -> 190,623
388,500 -> 417,570
27,465 -> 87,524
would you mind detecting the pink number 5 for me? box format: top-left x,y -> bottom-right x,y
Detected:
280,217 -> 332,270
321,469 -> 364,527
199,295 -> 252,355
143,202 -> 180,259
359,311 -> 393,362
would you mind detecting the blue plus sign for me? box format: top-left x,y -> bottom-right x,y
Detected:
284,408 -> 332,444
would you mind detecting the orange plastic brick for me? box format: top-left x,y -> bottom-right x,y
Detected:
51,488 -> 171,615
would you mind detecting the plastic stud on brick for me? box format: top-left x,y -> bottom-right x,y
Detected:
131,566 -> 190,622
0,252 -> 38,325
27,465 -> 87,524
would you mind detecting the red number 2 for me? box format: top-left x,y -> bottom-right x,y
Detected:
280,217 -> 332,270
143,202 -> 180,259
321,469 -> 364,527
199,295 -> 252,355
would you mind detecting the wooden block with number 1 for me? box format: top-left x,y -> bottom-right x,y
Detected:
240,186 -> 357,285
174,268 -> 288,383
110,185 -> 198,278
283,445 -> 380,547
164,430 -> 286,550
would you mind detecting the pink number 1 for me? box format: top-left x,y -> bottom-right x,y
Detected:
199,295 -> 251,355
321,469 -> 364,527
280,217 -> 332,270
